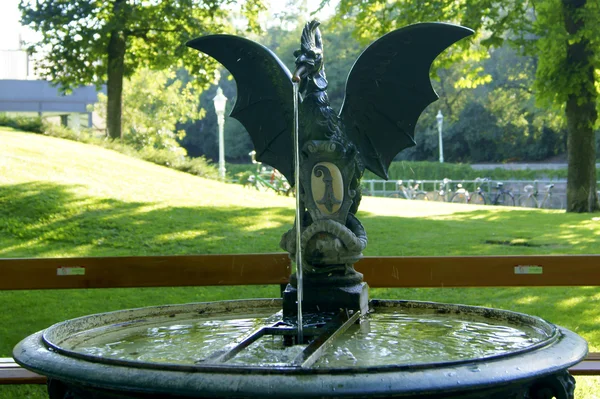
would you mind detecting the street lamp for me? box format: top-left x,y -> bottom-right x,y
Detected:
213,86 -> 228,180
436,110 -> 444,163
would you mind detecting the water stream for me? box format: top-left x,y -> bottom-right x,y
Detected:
292,81 -> 303,344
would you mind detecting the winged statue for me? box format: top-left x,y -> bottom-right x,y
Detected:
187,21 -> 472,313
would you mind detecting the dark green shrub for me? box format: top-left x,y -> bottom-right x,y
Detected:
178,157 -> 219,179
0,114 -> 44,133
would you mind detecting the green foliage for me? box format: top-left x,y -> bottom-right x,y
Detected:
0,114 -> 43,133
18,0 -> 265,90
19,0 -> 267,140
328,0 -> 599,211
39,122 -> 218,180
95,68 -> 198,154
232,161 -> 590,182
227,163 -> 257,177
179,76 -> 255,162
175,156 -> 219,179
329,0 -> 599,109
364,160 -> 583,181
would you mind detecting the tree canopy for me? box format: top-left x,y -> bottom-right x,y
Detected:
324,0 -> 599,212
19,0 -> 265,140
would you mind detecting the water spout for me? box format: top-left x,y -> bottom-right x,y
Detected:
293,81 -> 303,344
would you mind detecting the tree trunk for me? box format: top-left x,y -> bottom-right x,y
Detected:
106,0 -> 127,140
562,0 -> 599,212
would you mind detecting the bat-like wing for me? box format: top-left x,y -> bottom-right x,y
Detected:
187,35 -> 294,182
340,23 -> 473,179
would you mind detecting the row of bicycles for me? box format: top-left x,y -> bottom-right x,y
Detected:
371,178 -> 564,209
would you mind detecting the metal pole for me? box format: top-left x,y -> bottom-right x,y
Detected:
213,87 -> 228,181
437,110 -> 444,163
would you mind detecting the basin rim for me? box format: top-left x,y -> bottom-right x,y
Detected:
13,299 -> 588,397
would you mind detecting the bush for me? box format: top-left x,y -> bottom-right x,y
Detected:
137,146 -> 185,168
35,122 -> 221,181
0,114 -> 44,133
178,157 -> 219,179
42,122 -> 89,141
363,160 -> 597,181
227,163 -> 257,178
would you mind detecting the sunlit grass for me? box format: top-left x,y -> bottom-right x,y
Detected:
1,128 -> 600,398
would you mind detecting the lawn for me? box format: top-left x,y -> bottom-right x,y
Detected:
1,128 -> 600,398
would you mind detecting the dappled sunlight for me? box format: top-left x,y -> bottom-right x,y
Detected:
0,239 -> 44,255
514,295 -> 540,305
557,296 -> 586,309
154,230 -> 208,242
235,213 -> 291,232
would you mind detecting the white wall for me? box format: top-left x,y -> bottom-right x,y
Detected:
0,50 -> 29,80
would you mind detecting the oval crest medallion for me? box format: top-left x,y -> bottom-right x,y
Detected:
311,162 -> 344,215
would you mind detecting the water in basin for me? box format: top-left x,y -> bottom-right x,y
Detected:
65,307 -> 549,368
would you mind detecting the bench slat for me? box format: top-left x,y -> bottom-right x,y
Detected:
0,358 -> 46,384
357,255 -> 600,288
0,253 -> 291,290
3,254 -> 600,290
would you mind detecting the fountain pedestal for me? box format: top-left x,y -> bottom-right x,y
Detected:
282,277 -> 369,317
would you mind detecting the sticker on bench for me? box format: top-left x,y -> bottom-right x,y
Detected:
57,267 -> 86,276
514,265 -> 543,275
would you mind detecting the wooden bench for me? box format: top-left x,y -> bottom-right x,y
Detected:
0,358 -> 46,385
2,253 -> 600,385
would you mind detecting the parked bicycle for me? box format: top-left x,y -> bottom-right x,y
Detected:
426,178 -> 457,202
518,184 -> 562,209
447,183 -> 470,203
387,180 -> 428,200
469,179 -> 515,206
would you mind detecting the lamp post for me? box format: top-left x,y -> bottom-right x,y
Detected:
213,87 -> 228,180
436,110 -> 444,163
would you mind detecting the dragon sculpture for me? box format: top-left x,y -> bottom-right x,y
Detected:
187,21 -> 472,315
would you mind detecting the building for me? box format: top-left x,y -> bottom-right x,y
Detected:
0,46 -> 104,132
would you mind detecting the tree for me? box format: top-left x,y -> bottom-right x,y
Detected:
327,0 -> 600,212
20,0 -> 265,141
96,68 -> 199,154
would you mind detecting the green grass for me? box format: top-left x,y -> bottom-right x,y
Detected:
1,128 -> 600,398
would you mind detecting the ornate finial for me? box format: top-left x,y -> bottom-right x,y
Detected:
301,20 -> 322,53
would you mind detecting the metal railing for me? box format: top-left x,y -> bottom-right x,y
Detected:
361,179 -> 600,210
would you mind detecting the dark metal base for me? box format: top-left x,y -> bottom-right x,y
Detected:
282,281 -> 369,317
47,371 -> 576,399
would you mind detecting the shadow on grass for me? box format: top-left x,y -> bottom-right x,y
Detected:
2,182 -> 598,258
0,182 -> 294,257
359,208 -> 600,255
